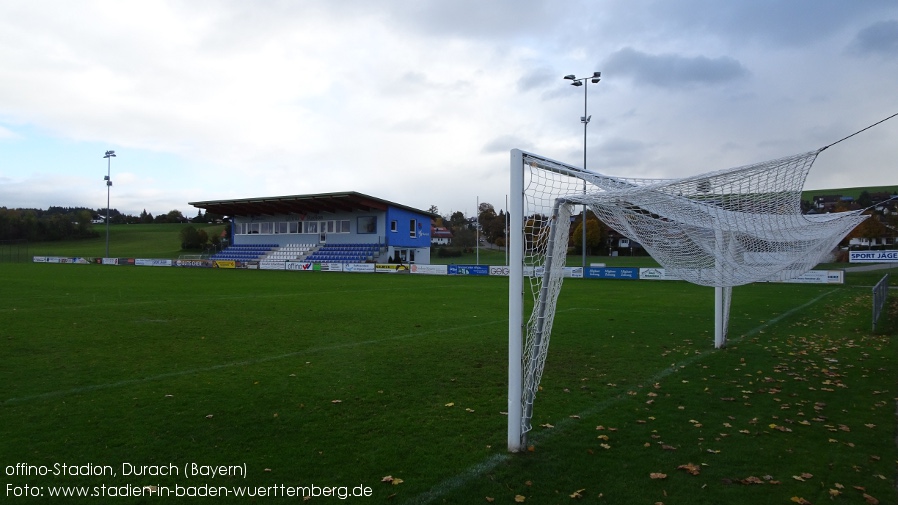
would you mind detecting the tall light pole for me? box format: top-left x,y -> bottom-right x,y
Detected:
103,150 -> 116,258
564,71 -> 601,269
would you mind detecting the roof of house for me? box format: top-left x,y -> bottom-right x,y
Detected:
189,191 -> 437,218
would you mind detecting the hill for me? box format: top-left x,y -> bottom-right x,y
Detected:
802,185 -> 898,203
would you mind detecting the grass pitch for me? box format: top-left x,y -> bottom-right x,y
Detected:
0,262 -> 894,504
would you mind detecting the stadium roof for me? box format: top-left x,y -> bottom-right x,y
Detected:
189,191 -> 437,218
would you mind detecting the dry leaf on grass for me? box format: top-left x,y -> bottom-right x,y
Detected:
677,463 -> 700,476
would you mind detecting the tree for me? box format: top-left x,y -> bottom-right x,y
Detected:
448,211 -> 468,233
571,218 -> 606,255
488,209 -> 507,245
180,225 -> 209,250
478,203 -> 498,243
139,209 -> 154,224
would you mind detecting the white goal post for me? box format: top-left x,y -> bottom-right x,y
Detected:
507,147 -> 866,452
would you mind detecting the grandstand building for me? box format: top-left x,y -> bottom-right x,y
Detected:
189,192 -> 437,265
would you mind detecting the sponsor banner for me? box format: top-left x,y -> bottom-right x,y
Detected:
260,260 -> 286,270
32,256 -> 48,263
411,264 -> 448,275
376,263 -> 410,273
850,250 -> 898,263
343,263 -> 375,273
320,263 -> 345,272
448,264 -> 490,276
212,260 -> 235,269
286,261 -> 315,271
489,265 -> 510,277
567,267 -> 584,278
639,268 -> 682,281
136,258 -> 173,267
584,267 -> 639,280
101,257 -> 120,265
174,259 -> 213,268
524,266 -> 544,277
777,270 -> 844,284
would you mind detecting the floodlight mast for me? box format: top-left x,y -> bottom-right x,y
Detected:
564,72 -> 601,269
103,150 -> 116,258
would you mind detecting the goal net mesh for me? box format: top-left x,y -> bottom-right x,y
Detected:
517,148 -> 866,437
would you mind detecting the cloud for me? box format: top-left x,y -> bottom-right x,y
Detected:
604,47 -> 750,88
846,20 -> 898,59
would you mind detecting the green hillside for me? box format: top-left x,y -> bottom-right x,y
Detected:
27,223 -> 227,259
802,185 -> 898,203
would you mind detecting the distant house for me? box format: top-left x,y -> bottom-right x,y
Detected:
813,195 -> 856,212
431,226 -> 453,245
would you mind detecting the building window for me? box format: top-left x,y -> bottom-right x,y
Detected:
289,222 -> 300,234
409,219 -> 416,238
358,216 -> 376,234
390,220 -> 397,232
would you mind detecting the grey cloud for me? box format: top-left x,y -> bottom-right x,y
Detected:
481,134 -> 534,154
516,67 -> 556,93
846,20 -> 898,59
604,47 -> 749,88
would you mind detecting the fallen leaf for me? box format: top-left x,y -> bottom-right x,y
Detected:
444,402 -> 454,407
569,488 -> 586,499
790,497 -> 811,505
649,473 -> 667,480
485,498 -> 495,503
514,495 -> 526,503
677,463 -> 700,476
863,494 -> 879,505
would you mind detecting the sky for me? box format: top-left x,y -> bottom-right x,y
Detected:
1,0 -> 897,218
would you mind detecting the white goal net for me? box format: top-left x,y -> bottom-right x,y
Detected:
507,148 -> 867,452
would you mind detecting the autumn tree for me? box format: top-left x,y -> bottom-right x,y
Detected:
570,218 -> 606,255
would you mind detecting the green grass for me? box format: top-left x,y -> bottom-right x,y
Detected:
23,223 -> 227,259
0,263 -> 894,504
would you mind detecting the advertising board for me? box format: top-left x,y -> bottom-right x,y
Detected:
849,250 -> 898,263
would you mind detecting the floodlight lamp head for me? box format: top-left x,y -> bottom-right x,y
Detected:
563,74 -> 576,80
104,150 -> 116,158
571,80 -> 583,86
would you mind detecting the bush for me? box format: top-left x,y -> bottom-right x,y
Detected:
437,247 -> 463,258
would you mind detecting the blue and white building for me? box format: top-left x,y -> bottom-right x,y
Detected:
189,192 -> 437,264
